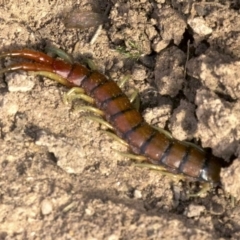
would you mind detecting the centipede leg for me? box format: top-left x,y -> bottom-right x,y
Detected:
118,76 -> 140,109
0,62 -> 74,88
181,140 -> 205,153
112,150 -> 147,162
129,90 -> 140,110
153,126 -> 205,153
84,115 -> 114,130
135,163 -> 185,180
101,130 -> 129,147
45,45 -> 74,64
118,75 -> 130,88
65,88 -> 104,116
187,182 -> 212,198
74,105 -> 104,116
63,87 -> 95,104
33,71 -> 73,87
153,126 -> 173,139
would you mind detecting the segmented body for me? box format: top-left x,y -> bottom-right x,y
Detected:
0,49 -> 221,185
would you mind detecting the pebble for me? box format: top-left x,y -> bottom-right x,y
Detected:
188,17 -> 212,36
6,72 -> 35,92
184,204 -> 205,218
41,199 -> 53,215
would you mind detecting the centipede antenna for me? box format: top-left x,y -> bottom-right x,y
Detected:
100,130 -> 129,147
112,149 -> 147,162
84,115 -> 114,130
73,105 -> 104,116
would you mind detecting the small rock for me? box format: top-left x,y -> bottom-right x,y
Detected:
143,104 -> 172,128
6,72 -> 35,92
188,17 -> 212,36
221,159 -> 240,200
41,199 -> 53,215
184,204 -> 205,218
134,189 -> 142,199
157,8 -> 187,45
152,40 -> 169,53
131,65 -> 147,81
154,46 -> 186,97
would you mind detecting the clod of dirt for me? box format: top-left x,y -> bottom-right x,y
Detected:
195,89 -> 239,159
206,8 -> 240,58
41,198 -> 53,215
133,189 -> 142,199
169,100 -> 197,141
221,159 -> 240,200
143,104 -> 172,128
188,17 -> 212,37
157,7 -> 187,45
35,130 -> 87,174
184,204 -> 206,218
187,49 -> 240,100
131,64 -> 147,81
154,46 -> 186,97
6,72 -> 35,92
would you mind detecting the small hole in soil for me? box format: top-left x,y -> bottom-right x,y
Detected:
178,29 -> 194,53
48,152 -> 58,163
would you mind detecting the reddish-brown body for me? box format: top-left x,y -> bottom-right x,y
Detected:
0,49 -> 221,184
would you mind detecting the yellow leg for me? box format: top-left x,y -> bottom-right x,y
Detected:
101,130 -> 129,147
32,71 -> 73,87
153,126 -> 173,139
187,182 -> 212,198
85,58 -> 98,71
135,163 -> 185,180
153,126 -> 206,154
118,75 -> 130,88
112,149 -> 147,162
45,44 -> 74,64
73,105 -> 104,116
129,91 -> 138,103
181,140 -> 205,153
85,116 -> 114,130
63,87 -> 95,105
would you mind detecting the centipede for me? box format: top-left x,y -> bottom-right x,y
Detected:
0,47 -> 222,195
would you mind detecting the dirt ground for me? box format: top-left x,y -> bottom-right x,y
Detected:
1,0 -> 240,239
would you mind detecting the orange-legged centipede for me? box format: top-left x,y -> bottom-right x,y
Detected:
0,48 -> 222,193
